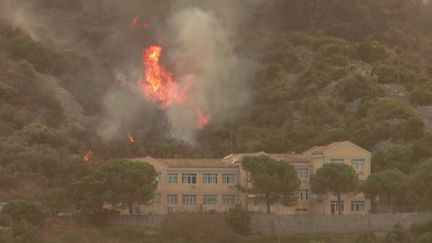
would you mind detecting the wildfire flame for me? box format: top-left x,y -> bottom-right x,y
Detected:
138,45 -> 190,106
197,108 -> 209,129
136,41 -> 208,129
83,150 -> 92,161
128,135 -> 135,144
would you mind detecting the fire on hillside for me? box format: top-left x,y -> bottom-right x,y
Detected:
137,44 -> 209,129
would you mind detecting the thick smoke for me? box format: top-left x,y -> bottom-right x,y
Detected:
0,0 -> 259,144
161,6 -> 253,143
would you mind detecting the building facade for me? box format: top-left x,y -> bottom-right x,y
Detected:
126,141 -> 371,215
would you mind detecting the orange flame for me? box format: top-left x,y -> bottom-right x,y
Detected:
128,135 -> 135,144
138,45 -> 190,106
83,150 -> 92,161
197,108 -> 209,129
135,39 -> 211,129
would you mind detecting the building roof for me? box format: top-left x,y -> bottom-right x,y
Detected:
223,152 -> 308,164
133,141 -> 366,168
267,153 -> 309,163
157,158 -> 232,168
308,141 -> 344,155
134,157 -> 234,168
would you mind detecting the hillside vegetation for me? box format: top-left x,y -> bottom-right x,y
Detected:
1,0 -> 432,197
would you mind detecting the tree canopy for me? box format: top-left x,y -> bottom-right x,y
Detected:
311,163 -> 359,214
361,168 -> 408,213
70,159 -> 158,215
241,155 -> 300,214
412,160 -> 432,209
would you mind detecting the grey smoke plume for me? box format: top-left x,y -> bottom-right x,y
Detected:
0,0 -> 258,144
159,5 -> 253,143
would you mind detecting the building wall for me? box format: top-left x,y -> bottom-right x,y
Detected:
124,163 -> 243,215
120,141 -> 372,215
308,142 -> 372,215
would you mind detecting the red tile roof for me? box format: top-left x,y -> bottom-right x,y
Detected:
310,141 -> 344,155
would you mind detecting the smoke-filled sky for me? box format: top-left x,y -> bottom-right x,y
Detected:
0,0 -> 262,144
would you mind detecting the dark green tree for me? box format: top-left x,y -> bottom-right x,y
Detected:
100,159 -> 158,215
311,163 -> 359,215
412,160 -> 432,209
241,155 -> 300,214
227,204 -> 251,235
2,200 -> 45,226
361,169 -> 408,213
41,189 -> 71,215
70,160 -> 158,216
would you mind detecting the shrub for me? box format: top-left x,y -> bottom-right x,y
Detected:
2,200 -> 45,226
385,223 -> 408,243
11,220 -> 42,243
412,162 -> 432,209
300,98 -> 333,124
321,128 -> 347,144
5,30 -> 61,74
0,226 -> 13,243
311,36 -> 348,51
264,64 -> 282,80
297,69 -> 332,90
336,73 -> 382,101
227,204 -> 251,235
20,123 -> 69,147
410,220 -> 432,238
0,215 -> 12,227
366,99 -> 416,121
371,143 -> 414,172
372,64 -> 414,84
41,189 -> 70,215
397,117 -> 424,140
416,232 -> 432,243
356,232 -> 377,243
357,41 -> 387,63
409,88 -> 432,106
0,82 -> 18,101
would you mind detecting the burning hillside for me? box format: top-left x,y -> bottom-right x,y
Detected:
137,44 -> 209,129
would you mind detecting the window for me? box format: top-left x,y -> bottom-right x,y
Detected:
330,159 -> 344,163
330,201 -> 344,214
222,195 -> 236,205
297,190 -> 309,200
352,159 -> 365,171
222,173 -> 236,185
153,194 -> 161,204
182,195 -> 197,205
203,195 -> 217,205
167,173 -> 178,184
351,201 -> 365,212
167,194 -> 178,205
296,168 -> 309,180
203,173 -> 218,184
182,173 -> 197,184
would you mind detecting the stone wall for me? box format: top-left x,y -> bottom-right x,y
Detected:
110,212 -> 432,234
